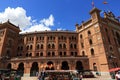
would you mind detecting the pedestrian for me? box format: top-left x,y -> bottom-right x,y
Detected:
115,71 -> 120,80
79,73 -> 83,80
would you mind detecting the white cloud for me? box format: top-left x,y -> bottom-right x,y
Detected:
40,14 -> 54,26
0,7 -> 31,29
0,7 -> 55,33
21,24 -> 51,33
22,14 -> 54,33
56,28 -> 65,31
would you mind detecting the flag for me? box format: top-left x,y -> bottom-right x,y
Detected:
92,1 -> 95,8
103,1 -> 108,4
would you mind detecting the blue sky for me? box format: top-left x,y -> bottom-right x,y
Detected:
0,0 -> 120,33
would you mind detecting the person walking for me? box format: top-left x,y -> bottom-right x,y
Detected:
79,74 -> 83,80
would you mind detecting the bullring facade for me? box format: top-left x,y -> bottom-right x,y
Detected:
0,8 -> 120,76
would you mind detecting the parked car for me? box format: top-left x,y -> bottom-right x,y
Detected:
0,69 -> 20,80
82,70 -> 95,78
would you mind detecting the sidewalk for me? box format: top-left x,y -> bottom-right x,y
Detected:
83,75 -> 114,80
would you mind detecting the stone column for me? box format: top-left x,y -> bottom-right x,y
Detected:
24,62 -> 31,77
33,36 -> 36,56
44,35 -> 47,56
66,36 -> 70,56
55,36 -> 58,56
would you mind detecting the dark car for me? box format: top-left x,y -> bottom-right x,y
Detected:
0,69 -> 19,80
82,70 -> 95,78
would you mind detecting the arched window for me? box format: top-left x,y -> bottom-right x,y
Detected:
88,30 -> 91,35
59,44 -> 62,49
36,44 -> 39,50
29,53 -> 32,57
82,51 -> 85,56
17,62 -> 24,76
70,44 -> 73,49
64,52 -> 66,56
105,28 -> 108,32
91,48 -> 94,56
47,37 -> 49,40
52,52 -> 55,56
42,37 -> 44,40
74,37 -> 76,40
30,45 -> 32,50
39,37 -> 41,40
26,53 -> 28,57
19,53 -> 22,56
30,62 -> 38,76
40,52 -> 43,56
48,44 -> 51,49
76,61 -> 84,73
75,52 -> 77,56
52,44 -> 55,49
89,39 -> 93,45
74,44 -> 77,49
61,61 -> 69,70
71,52 -> 73,56
63,44 -> 66,49
80,34 -> 83,39
59,52 -> 62,56
47,52 -> 51,56
41,44 -> 43,49
36,53 -> 39,56
64,37 -> 66,40
81,42 -> 84,48
110,47 -> 113,51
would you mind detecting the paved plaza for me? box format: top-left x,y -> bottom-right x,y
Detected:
21,76 -> 115,80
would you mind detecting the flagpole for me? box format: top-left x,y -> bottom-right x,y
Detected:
92,0 -> 95,8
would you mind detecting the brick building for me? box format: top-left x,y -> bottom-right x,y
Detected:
0,8 -> 120,76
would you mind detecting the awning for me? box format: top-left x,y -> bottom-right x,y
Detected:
109,68 -> 120,72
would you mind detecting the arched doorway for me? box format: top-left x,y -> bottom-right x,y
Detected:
76,61 -> 84,73
17,62 -> 24,76
30,62 -> 39,76
61,61 -> 69,70
45,61 -> 54,70
7,63 -> 11,69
